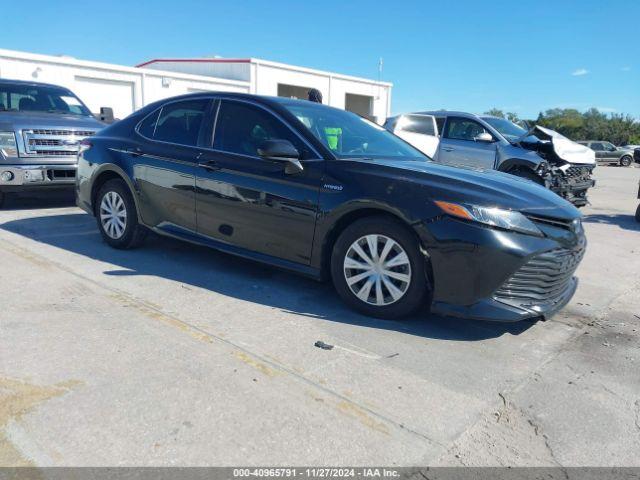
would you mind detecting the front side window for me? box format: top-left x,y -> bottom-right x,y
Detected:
482,117 -> 526,141
152,99 -> 209,146
214,101 -> 311,158
396,115 -> 436,136
282,101 -> 426,160
0,83 -> 92,116
444,117 -> 489,141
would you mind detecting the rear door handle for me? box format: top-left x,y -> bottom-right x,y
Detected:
442,147 -> 455,152
198,160 -> 221,171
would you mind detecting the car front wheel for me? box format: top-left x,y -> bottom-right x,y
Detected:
331,216 -> 430,319
620,156 -> 632,167
96,179 -> 147,249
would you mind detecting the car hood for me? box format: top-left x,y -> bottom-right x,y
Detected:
369,158 -> 581,221
531,126 -> 596,165
0,111 -> 105,131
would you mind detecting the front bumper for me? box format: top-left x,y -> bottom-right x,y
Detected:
0,164 -> 76,192
416,216 -> 585,322
432,277 -> 577,322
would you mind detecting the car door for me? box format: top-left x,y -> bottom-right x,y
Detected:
133,98 -> 213,231
195,99 -> 324,265
435,116 -> 497,169
392,114 -> 439,157
589,142 -> 606,162
602,142 -> 618,162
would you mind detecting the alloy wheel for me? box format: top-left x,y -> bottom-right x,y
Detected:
343,234 -> 411,306
100,191 -> 127,239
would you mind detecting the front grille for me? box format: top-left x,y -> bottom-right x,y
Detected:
565,165 -> 593,179
36,150 -> 79,156
22,128 -> 96,157
31,129 -> 95,136
494,243 -> 585,307
526,214 -> 574,231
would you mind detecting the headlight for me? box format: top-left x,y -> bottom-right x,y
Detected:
0,131 -> 18,158
435,200 -> 543,237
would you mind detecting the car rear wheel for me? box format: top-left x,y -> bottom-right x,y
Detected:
96,179 -> 147,249
331,216 -> 430,319
620,156 -> 632,167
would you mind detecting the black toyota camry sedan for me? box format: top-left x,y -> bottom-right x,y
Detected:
76,93 -> 586,321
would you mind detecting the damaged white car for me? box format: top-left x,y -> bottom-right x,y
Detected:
384,112 -> 596,207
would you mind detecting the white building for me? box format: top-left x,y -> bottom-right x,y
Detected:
0,49 -> 392,123
138,57 -> 392,123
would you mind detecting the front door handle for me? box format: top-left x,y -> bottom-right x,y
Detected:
198,160 -> 221,171
128,147 -> 143,157
442,147 -> 455,152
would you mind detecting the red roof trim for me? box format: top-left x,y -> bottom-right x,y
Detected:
136,58 -> 252,68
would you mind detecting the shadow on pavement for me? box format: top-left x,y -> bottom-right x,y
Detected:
1,211 -> 538,342
583,213 -> 640,231
1,189 -> 76,210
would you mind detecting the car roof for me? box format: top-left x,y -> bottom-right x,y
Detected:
414,111 -> 482,118
0,78 -> 73,90
137,91 -> 351,117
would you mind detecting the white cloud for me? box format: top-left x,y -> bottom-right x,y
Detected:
571,68 -> 589,76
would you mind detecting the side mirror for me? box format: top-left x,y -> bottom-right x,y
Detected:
99,107 -> 115,124
257,139 -> 303,174
474,132 -> 494,143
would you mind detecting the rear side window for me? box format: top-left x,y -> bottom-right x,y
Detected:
144,99 -> 209,146
444,117 -> 489,141
214,100 -> 310,159
138,109 -> 160,138
396,115 -> 436,136
590,142 -> 604,151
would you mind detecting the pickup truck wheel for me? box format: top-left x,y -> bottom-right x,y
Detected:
510,169 -> 545,185
620,156 -> 632,167
96,179 -> 147,249
331,216 -> 429,319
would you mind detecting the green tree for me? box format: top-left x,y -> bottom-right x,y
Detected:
484,108 -> 505,118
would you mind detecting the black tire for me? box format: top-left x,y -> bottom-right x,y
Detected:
0,191 -> 5,209
95,179 -> 147,249
620,156 -> 632,167
510,168 -> 545,185
636,204 -> 640,223
330,216 -> 430,319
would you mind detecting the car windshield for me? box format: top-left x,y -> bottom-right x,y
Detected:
282,101 -> 428,160
0,83 -> 92,116
482,116 -> 528,141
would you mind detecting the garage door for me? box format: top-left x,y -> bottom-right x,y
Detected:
345,93 -> 373,120
73,76 -> 135,120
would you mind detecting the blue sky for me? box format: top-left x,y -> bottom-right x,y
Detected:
2,0 -> 638,119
